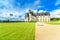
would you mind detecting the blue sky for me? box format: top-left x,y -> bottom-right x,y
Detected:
0,0 -> 60,20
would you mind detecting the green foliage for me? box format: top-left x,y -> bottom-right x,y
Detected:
51,18 -> 60,21
0,22 -> 35,40
45,20 -> 60,25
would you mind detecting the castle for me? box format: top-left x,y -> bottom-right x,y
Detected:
25,10 -> 50,22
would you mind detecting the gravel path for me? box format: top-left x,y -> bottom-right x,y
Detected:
35,22 -> 60,40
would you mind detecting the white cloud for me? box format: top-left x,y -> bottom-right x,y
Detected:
38,10 -> 46,13
17,2 -> 21,6
34,0 -> 40,6
32,9 -> 38,13
50,9 -> 60,18
55,0 -> 60,6
0,0 -> 9,5
0,0 -> 44,21
0,11 -> 19,18
0,0 -> 13,9
1,13 -> 7,17
25,0 -> 42,9
34,0 -> 43,9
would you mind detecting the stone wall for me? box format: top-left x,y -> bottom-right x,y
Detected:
37,15 -> 50,22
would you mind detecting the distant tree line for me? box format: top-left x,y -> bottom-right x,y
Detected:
0,18 -> 60,23
0,20 -> 25,23
51,18 -> 60,21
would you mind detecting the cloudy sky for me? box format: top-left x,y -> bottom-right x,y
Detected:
0,0 -> 60,20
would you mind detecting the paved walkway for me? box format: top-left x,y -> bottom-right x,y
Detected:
35,22 -> 60,40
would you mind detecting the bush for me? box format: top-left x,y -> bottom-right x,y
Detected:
51,18 -> 60,21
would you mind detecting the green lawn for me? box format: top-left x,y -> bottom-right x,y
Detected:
0,22 -> 35,40
45,20 -> 60,25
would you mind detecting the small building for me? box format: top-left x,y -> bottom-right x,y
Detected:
25,10 -> 50,22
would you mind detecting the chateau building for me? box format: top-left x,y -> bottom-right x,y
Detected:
25,10 -> 50,22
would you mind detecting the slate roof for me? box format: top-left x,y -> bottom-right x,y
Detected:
37,12 -> 50,16
25,10 -> 50,17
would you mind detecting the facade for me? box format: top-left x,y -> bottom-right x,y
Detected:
25,10 -> 50,22
37,12 -> 50,22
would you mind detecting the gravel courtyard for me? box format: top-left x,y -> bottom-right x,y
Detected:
35,22 -> 60,40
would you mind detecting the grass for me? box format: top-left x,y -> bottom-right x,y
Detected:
0,22 -> 35,40
45,20 -> 60,25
